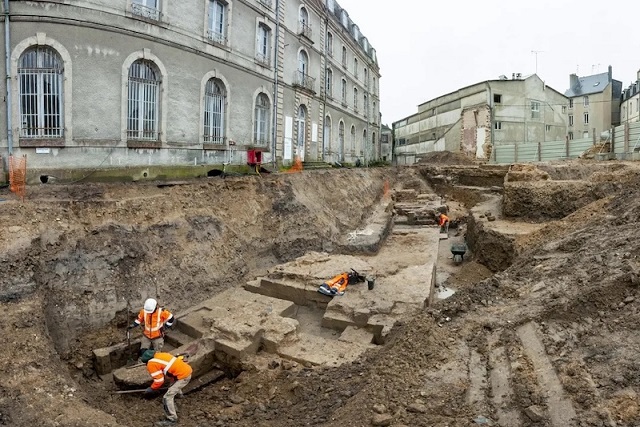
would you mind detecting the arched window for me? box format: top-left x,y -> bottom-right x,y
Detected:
341,78 -> 347,103
364,68 -> 368,85
323,115 -> 332,156
325,68 -> 333,97
297,105 -> 307,150
204,78 -> 226,144
298,50 -> 308,75
350,125 -> 356,153
254,93 -> 270,145
341,46 -> 347,67
127,59 -> 160,140
338,121 -> 345,161
362,129 -> 367,156
326,31 -> 333,56
354,57 -> 358,78
353,88 -> 358,110
18,47 -> 64,138
299,6 -> 309,26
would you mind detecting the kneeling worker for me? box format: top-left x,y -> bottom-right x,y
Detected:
437,212 -> 450,234
141,349 -> 192,426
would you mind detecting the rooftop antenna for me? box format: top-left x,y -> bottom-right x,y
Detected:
531,50 -> 544,74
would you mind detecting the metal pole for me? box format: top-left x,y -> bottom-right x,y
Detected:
271,0 -> 280,169
4,0 -> 13,156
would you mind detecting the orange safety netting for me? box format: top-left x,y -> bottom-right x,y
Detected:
9,155 -> 27,201
383,180 -> 390,197
284,156 -> 303,173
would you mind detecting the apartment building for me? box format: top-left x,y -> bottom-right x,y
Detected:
564,66 -> 622,141
393,74 -> 568,163
0,0 -> 380,171
621,70 -> 640,124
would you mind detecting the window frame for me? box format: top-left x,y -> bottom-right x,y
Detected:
583,96 -> 589,107
531,101 -> 540,119
203,78 -> 227,145
325,68 -> 333,98
253,92 -> 270,146
207,0 -> 229,45
326,31 -> 333,57
126,59 -> 160,141
569,114 -> 574,126
583,112 -> 589,124
255,21 -> 271,67
18,46 -> 65,140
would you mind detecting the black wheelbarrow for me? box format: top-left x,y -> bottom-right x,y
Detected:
450,243 -> 467,264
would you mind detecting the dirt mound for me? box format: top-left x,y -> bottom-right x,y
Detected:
417,151 -> 476,165
505,163 -> 550,183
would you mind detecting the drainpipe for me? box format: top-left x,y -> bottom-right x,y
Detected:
321,11 -> 328,162
4,0 -> 13,157
270,0 -> 280,169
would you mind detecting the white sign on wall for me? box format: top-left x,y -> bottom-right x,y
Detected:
284,116 -> 293,161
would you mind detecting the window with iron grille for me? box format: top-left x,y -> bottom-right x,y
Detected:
127,60 -> 159,140
132,0 -> 160,20
254,93 -> 270,145
204,79 -> 226,144
208,0 -> 227,44
18,47 -> 64,139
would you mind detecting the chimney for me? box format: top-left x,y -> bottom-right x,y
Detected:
570,73 -> 579,89
512,73 -> 516,80
608,65 -> 612,82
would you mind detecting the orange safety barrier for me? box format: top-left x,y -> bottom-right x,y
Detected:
9,155 -> 27,201
284,156 -> 303,173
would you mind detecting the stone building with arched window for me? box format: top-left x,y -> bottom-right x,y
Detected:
0,0 -> 381,177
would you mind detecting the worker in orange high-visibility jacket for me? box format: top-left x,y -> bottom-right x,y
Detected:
141,350 -> 192,426
437,212 -> 450,234
128,298 -> 175,357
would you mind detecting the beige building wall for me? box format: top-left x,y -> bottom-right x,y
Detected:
393,74 -> 568,162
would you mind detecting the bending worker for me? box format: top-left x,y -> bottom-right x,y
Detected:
141,349 -> 192,427
437,212 -> 450,234
129,298 -> 175,356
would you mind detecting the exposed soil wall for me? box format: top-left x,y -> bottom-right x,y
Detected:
466,214 -> 519,272
503,180 -> 620,220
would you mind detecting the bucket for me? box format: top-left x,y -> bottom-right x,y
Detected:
367,278 -> 375,290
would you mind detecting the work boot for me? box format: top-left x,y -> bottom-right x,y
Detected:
154,420 -> 176,427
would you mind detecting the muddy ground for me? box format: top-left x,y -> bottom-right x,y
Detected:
2,160 -> 640,427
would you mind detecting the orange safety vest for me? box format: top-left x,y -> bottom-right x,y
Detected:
136,308 -> 174,339
439,214 -> 449,227
146,352 -> 192,390
323,272 -> 350,294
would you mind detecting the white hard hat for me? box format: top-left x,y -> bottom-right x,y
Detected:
143,298 -> 157,313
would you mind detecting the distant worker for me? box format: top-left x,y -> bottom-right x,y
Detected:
141,349 -> 192,426
437,212 -> 450,234
128,298 -> 175,356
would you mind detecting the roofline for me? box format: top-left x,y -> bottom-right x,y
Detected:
417,74 -> 565,108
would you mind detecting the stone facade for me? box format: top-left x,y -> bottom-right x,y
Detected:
621,70 -> 640,125
0,0 -> 380,172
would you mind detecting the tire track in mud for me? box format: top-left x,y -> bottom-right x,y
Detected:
517,322 -> 577,426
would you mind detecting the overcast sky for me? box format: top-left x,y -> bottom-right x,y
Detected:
336,0 -> 640,125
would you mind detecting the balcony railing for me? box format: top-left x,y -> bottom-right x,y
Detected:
207,30 -> 227,45
298,22 -> 312,40
293,70 -> 315,92
255,52 -> 271,67
258,0 -> 273,8
203,135 -> 226,145
131,3 -> 160,20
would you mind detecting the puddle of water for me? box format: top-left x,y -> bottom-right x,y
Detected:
436,286 -> 456,299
